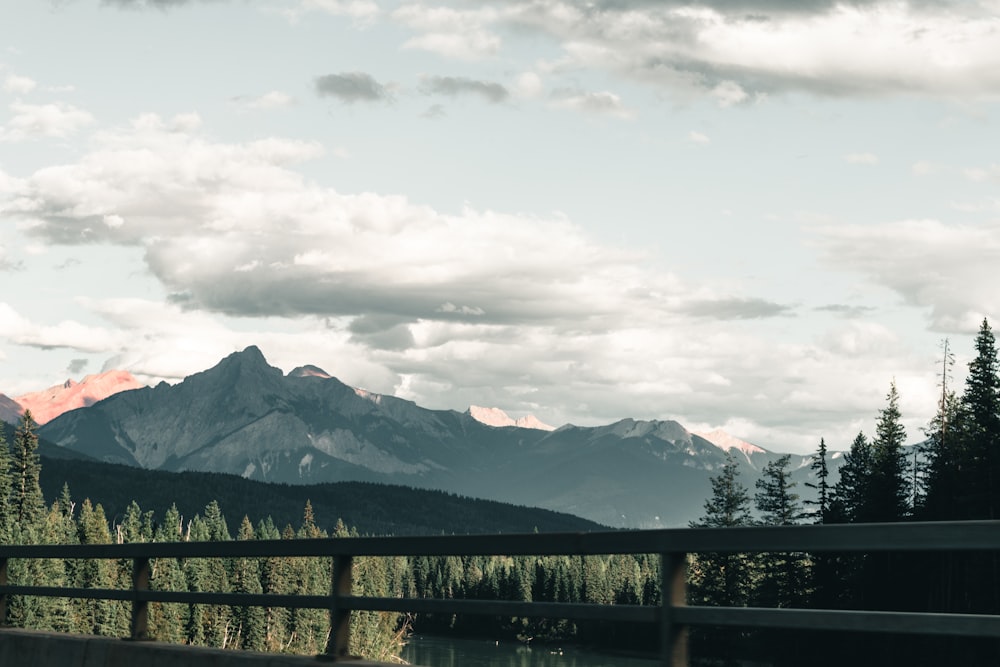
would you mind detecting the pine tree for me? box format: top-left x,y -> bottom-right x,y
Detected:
831,432 -> 872,523
689,452 -> 754,607
754,455 -> 808,609
12,410 -> 45,536
868,381 -> 910,522
804,438 -> 830,522
0,425 -> 14,542
959,318 -> 1000,519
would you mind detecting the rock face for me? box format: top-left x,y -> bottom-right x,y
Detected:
467,405 -> 555,431
39,346 -> 832,527
16,370 -> 145,424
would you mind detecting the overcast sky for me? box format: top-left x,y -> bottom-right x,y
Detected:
2,0 -> 999,453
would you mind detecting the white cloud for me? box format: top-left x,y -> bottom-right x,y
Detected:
237,91 -> 294,110
0,100 -> 94,142
816,219 -> 1000,333
291,0 -> 379,21
498,1 -> 1000,102
3,74 -> 36,94
514,71 -> 543,98
394,5 -> 502,60
844,152 -> 879,165
688,130 -> 710,144
0,302 -> 129,352
549,88 -> 634,119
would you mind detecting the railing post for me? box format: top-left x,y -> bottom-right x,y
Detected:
0,556 -> 7,627
660,551 -> 688,667
324,555 -> 353,661
129,557 -> 150,641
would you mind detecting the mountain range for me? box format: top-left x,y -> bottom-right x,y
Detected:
8,347 -> 834,527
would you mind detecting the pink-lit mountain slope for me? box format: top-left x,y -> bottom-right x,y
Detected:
16,370 -> 145,425
466,405 -> 556,431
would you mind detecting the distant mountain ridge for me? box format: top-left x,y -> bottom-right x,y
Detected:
466,405 -> 555,431
34,346 -> 835,527
10,370 -> 144,425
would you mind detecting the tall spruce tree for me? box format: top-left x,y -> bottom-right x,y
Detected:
754,455 -> 808,609
804,439 -> 830,523
959,318 -> 1000,519
868,381 -> 910,522
0,425 -> 13,542
831,431 -> 872,523
689,452 -> 754,607
12,410 -> 45,537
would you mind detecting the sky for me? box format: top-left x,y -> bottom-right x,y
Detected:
1,0 -> 1000,454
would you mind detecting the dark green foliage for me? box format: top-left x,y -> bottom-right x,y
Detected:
804,438 -> 829,522
689,453 -> 754,608
38,458 -> 604,537
868,381 -> 910,522
754,455 -> 808,609
12,411 -> 45,535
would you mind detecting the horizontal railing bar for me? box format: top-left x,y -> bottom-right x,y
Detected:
676,606 -> 1000,638
1,521 -> 999,560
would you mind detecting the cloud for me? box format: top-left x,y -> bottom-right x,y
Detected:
3,74 -> 36,94
315,72 -> 392,103
676,297 -> 794,320
66,358 -> 88,375
295,0 -> 379,20
498,0 -> 1000,102
815,304 -> 876,318
0,101 -> 94,142
0,302 -> 129,352
815,219 -> 1000,332
233,91 -> 294,110
549,87 -> 634,119
393,5 -> 502,60
419,75 -> 509,103
0,245 -> 22,272
688,130 -> 710,144
844,152 -> 878,165
420,103 -> 446,119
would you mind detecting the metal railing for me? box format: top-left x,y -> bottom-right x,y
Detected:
1,520 -> 1000,665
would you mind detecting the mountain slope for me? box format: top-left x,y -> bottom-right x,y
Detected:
39,346 -> 832,527
16,370 -> 144,424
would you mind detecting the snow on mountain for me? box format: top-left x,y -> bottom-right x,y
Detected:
15,370 -> 145,424
695,429 -> 767,459
467,405 -> 555,431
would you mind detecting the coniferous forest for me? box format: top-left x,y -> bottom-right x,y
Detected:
1,320 -> 1000,665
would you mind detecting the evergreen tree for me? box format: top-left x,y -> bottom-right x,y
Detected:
11,410 -> 45,536
959,318 -> 1000,519
689,452 -> 754,607
804,438 -> 830,523
832,432 -> 873,523
0,425 -> 13,542
754,455 -> 808,609
868,381 -> 910,522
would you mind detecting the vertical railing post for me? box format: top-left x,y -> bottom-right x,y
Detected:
0,557 -> 8,627
660,551 -> 688,667
325,554 -> 353,661
129,557 -> 150,641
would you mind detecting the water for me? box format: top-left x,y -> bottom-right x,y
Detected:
400,635 -> 659,667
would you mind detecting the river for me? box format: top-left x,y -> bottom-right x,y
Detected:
400,635 -> 659,667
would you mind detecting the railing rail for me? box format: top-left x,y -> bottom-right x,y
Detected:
1,520 -> 999,665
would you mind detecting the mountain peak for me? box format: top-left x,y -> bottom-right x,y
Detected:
467,405 -> 555,431
695,429 -> 767,457
289,365 -> 332,379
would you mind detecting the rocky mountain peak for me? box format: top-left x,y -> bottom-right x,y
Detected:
15,369 -> 144,424
289,365 -> 333,379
